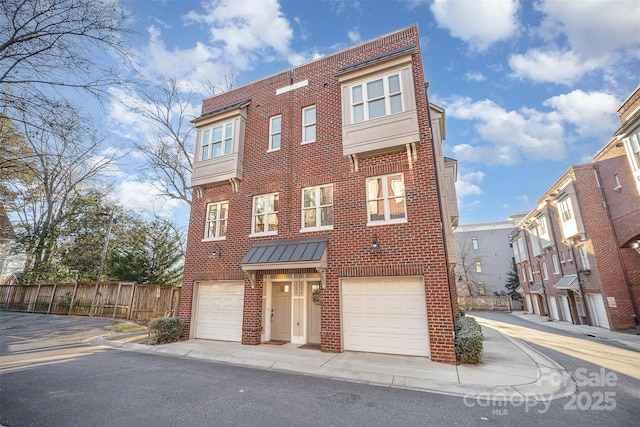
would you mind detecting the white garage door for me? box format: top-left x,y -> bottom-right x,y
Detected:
195,282 -> 244,341
342,277 -> 429,357
587,293 -> 610,329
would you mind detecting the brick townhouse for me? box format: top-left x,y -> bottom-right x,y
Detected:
178,25 -> 459,363
513,85 -> 640,330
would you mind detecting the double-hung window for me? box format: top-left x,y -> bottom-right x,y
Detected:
269,115 -> 281,151
558,197 -> 573,222
351,73 -> 403,123
201,122 -> 233,160
366,173 -> 406,224
302,184 -> 333,231
475,259 -> 482,273
302,106 -> 316,144
204,201 -> 228,240
252,193 -> 279,235
542,262 -> 548,280
552,254 -> 560,274
472,237 -> 479,250
578,246 -> 590,270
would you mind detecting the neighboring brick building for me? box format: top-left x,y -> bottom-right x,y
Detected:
179,26 -> 459,363
513,85 -> 640,331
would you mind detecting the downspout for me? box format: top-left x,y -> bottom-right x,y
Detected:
569,240 -> 593,325
593,166 -> 640,327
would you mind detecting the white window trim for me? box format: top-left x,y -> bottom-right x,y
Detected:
559,197 -> 573,222
578,246 -> 590,270
199,121 -> 234,161
250,193 -> 279,237
472,237 -> 479,250
542,262 -> 548,280
552,254 -> 560,274
203,201 -> 228,241
300,184 -> 334,232
475,259 -> 482,273
366,173 -> 408,226
350,72 -> 403,124
268,115 -> 282,152
301,105 -> 316,145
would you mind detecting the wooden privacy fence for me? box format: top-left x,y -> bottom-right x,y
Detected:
458,295 -> 516,311
0,282 -> 180,323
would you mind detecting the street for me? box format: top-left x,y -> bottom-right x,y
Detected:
1,310 -> 639,426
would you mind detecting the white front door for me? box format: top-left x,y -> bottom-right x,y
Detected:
559,295 -> 572,323
194,281 -> 244,342
532,295 -> 540,315
341,276 -> 429,357
549,297 -> 560,320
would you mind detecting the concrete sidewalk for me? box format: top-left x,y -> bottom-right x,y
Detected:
93,318 -> 576,401
512,311 -> 640,352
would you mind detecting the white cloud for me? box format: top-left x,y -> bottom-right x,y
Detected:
111,180 -> 183,218
456,170 -> 485,198
445,97 -> 566,164
464,71 -> 485,82
133,26 -> 227,94
509,49 -> 601,85
430,0 -> 519,51
510,0 -> 640,85
536,0 -> 640,57
543,90 -> 620,138
348,29 -> 361,44
184,0 -> 293,69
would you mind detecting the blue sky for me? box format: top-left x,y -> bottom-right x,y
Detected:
105,0 -> 640,227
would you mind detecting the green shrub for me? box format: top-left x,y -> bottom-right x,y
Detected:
148,317 -> 185,345
459,307 -> 466,317
455,316 -> 483,364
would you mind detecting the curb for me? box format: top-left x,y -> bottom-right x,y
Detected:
92,334 -> 574,401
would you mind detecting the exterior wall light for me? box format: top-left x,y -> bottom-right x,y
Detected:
212,245 -> 222,258
369,234 -> 382,252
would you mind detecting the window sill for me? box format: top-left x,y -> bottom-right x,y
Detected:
300,226 -> 333,233
249,231 -> 278,238
266,148 -> 281,153
202,237 -> 227,242
301,140 -> 316,145
367,218 -> 408,227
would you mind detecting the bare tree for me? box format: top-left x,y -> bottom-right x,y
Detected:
454,232 -> 482,296
126,78 -> 197,205
0,0 -> 137,130
6,102 -> 124,283
125,75 -> 236,206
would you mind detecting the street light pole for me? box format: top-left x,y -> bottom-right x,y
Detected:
96,213 -> 115,284
91,212 -> 115,316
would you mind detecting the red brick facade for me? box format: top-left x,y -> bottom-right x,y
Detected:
179,26 -> 457,363
513,86 -> 640,330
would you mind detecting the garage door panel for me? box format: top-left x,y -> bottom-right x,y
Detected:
342,277 -> 429,357
195,282 -> 244,342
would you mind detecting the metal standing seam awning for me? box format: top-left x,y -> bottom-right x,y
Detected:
241,237 -> 328,288
529,282 -> 544,295
555,274 -> 579,291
